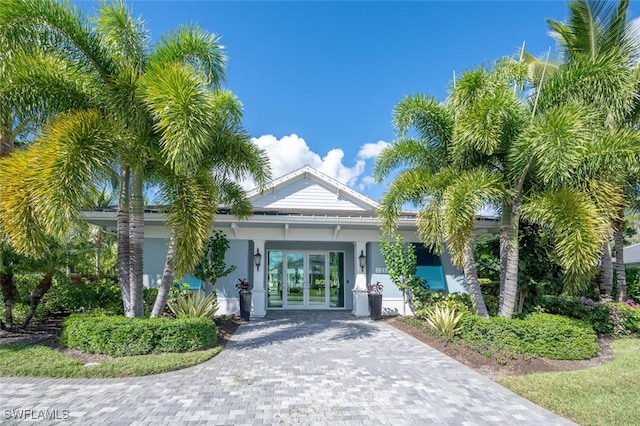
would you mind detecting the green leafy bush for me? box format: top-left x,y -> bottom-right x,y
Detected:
626,267 -> 640,303
38,275 -> 123,317
60,313 -> 217,356
535,295 -> 640,336
621,305 -> 640,334
459,313 -> 598,360
535,295 -> 612,334
413,292 -> 472,318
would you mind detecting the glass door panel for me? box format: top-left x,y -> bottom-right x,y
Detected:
286,253 -> 305,306
308,254 -> 326,306
267,251 -> 283,308
329,252 -> 345,307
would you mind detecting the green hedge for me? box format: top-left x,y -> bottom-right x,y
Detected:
535,295 -> 613,334
459,313 -> 598,360
60,314 -> 217,357
536,295 -> 640,336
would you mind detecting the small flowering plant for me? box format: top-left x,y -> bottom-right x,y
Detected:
367,281 -> 383,295
236,278 -> 251,293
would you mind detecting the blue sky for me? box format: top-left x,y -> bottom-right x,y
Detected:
107,1 -> 640,201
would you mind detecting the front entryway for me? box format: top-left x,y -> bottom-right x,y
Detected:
266,250 -> 345,309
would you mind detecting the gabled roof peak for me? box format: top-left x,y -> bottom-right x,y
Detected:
248,165 -> 380,211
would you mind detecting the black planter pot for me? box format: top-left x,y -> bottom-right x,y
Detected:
239,292 -> 252,321
368,293 -> 383,320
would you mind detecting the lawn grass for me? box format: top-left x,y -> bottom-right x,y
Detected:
0,344 -> 222,378
499,339 -> 640,426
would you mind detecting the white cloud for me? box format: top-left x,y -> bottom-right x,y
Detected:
357,140 -> 389,159
250,134 -> 365,187
245,134 -> 390,194
357,175 -> 377,192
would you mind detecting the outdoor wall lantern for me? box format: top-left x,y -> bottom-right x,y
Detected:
254,249 -> 262,271
358,250 -> 366,272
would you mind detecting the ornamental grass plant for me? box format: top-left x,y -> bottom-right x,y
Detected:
168,291 -> 219,319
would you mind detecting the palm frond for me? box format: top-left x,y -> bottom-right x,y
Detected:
522,187 -> 608,292
441,168 -> 506,266
160,169 -> 217,277
392,94 -> 453,145
95,0 -> 149,73
29,110 -> 120,237
513,103 -> 596,188
377,167 -> 435,235
373,137 -> 445,183
2,48 -> 96,120
150,24 -> 226,87
0,151 -> 50,254
0,0 -> 115,81
140,61 -> 213,172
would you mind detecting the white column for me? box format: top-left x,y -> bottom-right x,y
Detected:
352,241 -> 369,317
252,239 -> 267,317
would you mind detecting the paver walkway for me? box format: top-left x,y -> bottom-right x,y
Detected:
0,311 -> 575,425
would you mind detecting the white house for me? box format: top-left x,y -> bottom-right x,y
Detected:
623,243 -> 640,268
86,165 -> 499,317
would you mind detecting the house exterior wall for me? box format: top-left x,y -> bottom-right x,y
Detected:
91,166 -> 484,318
365,242 -> 463,316
140,231 -> 467,318
143,238 -> 169,288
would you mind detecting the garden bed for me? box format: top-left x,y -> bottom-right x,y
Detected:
388,316 -> 614,380
0,314 -> 240,365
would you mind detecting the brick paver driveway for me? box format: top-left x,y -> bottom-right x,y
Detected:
0,311 -> 575,425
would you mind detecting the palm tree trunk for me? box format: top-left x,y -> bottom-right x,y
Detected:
600,235 -> 613,296
94,230 -> 103,276
499,202 -> 511,312
462,239 -> 489,318
117,165 -> 133,317
614,217 -> 627,302
499,199 -> 521,318
0,134 -> 13,157
151,233 -> 176,317
0,271 -> 17,329
129,167 -> 145,317
21,274 -> 53,328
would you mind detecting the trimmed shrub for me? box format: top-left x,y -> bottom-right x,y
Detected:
459,313 -> 598,360
535,295 -> 612,334
536,295 -> 640,336
627,267 -> 640,303
60,313 -> 217,357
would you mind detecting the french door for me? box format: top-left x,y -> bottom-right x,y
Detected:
267,250 -> 345,309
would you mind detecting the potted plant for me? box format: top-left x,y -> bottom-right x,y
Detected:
236,278 -> 252,321
367,281 -> 383,320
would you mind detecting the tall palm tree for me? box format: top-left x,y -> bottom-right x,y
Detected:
374,93 -> 507,318
0,0 -> 270,317
0,23 -> 96,327
530,0 -> 640,301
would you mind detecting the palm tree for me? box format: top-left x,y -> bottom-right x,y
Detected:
0,21 -> 97,327
0,0 -> 270,317
374,93 -> 507,318
525,0 -> 640,301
